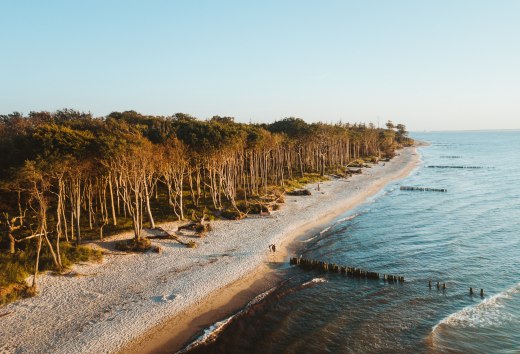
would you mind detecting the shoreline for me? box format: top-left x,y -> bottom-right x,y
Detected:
0,147 -> 420,354
121,146 -> 421,354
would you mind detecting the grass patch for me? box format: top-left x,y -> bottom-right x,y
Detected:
0,242 -> 102,306
186,241 -> 197,248
0,283 -> 32,306
284,173 -> 330,192
59,243 -> 103,268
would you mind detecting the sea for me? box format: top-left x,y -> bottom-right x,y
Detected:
181,131 -> 520,354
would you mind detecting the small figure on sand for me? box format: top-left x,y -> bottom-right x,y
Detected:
268,244 -> 276,253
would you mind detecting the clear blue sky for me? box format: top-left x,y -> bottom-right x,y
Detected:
1,0 -> 519,131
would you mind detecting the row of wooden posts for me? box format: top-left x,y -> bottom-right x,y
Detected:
427,165 -> 483,169
429,280 -> 484,297
289,258 -> 485,296
400,186 -> 447,192
289,257 -> 404,283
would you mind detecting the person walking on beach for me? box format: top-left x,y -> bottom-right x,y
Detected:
272,244 -> 276,253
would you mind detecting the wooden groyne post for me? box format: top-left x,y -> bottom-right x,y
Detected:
427,165 -> 483,169
400,186 -> 447,192
289,257 -> 404,283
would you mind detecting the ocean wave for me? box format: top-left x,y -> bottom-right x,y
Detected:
176,286 -> 278,353
319,226 -> 331,235
302,277 -> 327,286
336,213 -> 359,224
299,235 -> 318,243
432,283 -> 520,331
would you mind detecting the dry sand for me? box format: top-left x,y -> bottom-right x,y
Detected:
0,147 -> 420,354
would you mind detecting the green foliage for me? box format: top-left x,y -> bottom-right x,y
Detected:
0,283 -> 32,306
0,243 -> 101,305
267,117 -> 311,139
284,173 -> 330,192
59,243 -> 103,267
0,108 -> 411,303
0,255 -> 29,287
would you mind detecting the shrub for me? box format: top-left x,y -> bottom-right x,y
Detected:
0,283 -> 33,306
221,210 -> 243,220
115,237 -> 152,252
59,243 -> 103,268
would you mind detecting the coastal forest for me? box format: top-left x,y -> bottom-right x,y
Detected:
0,109 -> 411,303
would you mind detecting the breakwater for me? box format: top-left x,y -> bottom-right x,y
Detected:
427,165 -> 483,169
289,257 -> 404,283
400,186 -> 447,192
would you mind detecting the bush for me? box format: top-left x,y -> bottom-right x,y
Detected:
347,159 -> 365,168
0,283 -> 32,306
115,237 -> 152,252
59,243 -> 103,268
221,210 -> 243,220
0,258 -> 28,287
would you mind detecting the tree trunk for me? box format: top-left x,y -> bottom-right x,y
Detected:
8,231 -> 15,254
108,177 -> 117,226
32,234 -> 43,290
144,183 -> 155,228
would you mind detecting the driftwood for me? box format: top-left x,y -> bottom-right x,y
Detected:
150,227 -> 193,247
346,168 -> 362,175
287,189 -> 312,196
0,312 -> 13,319
103,251 -> 129,256
178,213 -> 212,234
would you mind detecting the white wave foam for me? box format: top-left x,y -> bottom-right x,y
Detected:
247,286 -> 277,306
299,235 -> 318,243
177,286 -> 277,353
302,277 -> 327,286
177,315 -> 236,353
432,283 -> 520,331
319,226 -> 331,235
336,213 -> 359,224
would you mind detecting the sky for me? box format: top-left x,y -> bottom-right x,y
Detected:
1,0 -> 519,131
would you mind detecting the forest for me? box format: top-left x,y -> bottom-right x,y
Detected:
0,109 -> 411,303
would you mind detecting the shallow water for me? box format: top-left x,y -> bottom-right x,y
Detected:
183,131 -> 520,354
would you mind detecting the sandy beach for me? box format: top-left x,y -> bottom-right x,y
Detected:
0,147 -> 419,354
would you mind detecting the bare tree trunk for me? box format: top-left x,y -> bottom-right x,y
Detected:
32,234 -> 43,290
108,177 -> 117,226
8,231 -> 15,254
144,183 -> 155,228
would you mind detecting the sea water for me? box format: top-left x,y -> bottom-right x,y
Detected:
183,131 -> 520,354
